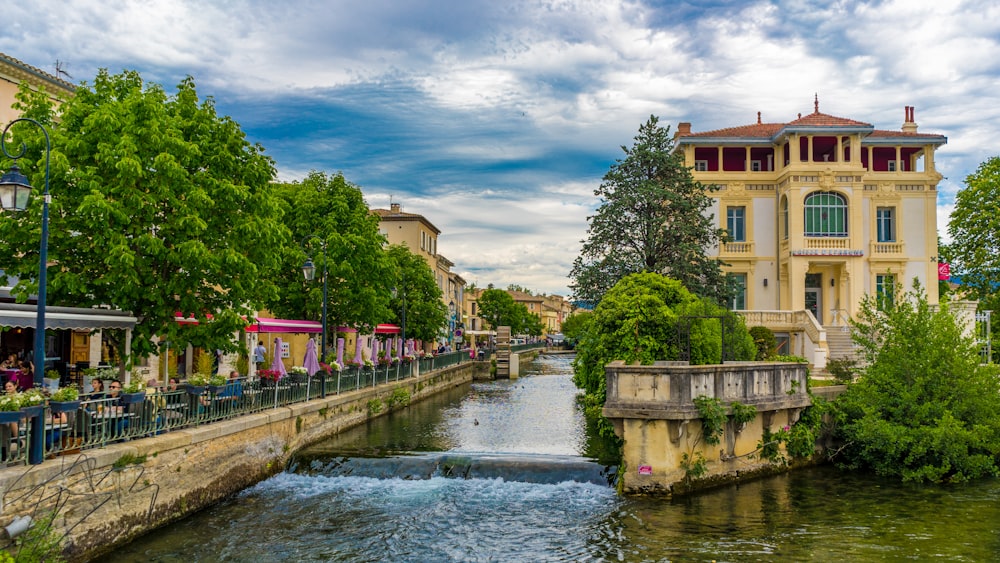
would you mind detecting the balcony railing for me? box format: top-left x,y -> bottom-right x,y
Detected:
721,241 -> 755,256
870,241 -> 904,255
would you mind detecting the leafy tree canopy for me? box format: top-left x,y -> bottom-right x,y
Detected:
477,289 -> 541,335
560,310 -> 592,343
948,156 -> 1000,299
833,279 -> 1000,483
570,115 -> 730,306
0,70 -> 288,361
385,244 -> 446,342
572,273 -> 754,403
267,171 -> 393,337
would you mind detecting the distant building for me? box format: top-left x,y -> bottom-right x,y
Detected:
372,202 -> 466,344
0,52 -> 75,126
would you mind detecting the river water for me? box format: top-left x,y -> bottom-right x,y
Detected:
110,354 -> 1000,562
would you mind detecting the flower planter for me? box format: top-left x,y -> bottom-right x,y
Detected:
19,404 -> 44,418
184,384 -> 206,395
49,400 -> 81,414
119,392 -> 146,405
0,410 -> 24,423
207,385 -> 227,395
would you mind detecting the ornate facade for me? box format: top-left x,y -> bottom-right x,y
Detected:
675,99 -> 946,328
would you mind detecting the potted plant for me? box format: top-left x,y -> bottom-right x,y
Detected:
184,373 -> 209,395
119,378 -> 147,405
257,369 -> 283,387
49,385 -> 81,414
0,393 -> 24,424
19,388 -> 46,418
96,367 -> 118,389
207,373 -> 227,394
288,366 -> 308,384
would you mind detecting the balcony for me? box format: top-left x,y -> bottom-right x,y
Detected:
870,241 -> 904,259
721,241 -> 755,257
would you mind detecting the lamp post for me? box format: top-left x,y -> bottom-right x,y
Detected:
0,118 -> 51,466
448,300 -> 456,350
300,235 -> 328,363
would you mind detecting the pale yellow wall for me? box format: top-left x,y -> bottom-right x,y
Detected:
694,130 -> 941,322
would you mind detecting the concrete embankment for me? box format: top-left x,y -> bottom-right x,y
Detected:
0,361 -> 498,561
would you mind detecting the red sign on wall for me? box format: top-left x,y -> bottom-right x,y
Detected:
638,465 -> 653,476
938,262 -> 951,280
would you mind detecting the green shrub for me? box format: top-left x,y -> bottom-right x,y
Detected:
826,357 -> 858,385
749,326 -> 777,360
834,280 -> 1000,483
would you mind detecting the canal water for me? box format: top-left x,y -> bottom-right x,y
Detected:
110,354 -> 1000,562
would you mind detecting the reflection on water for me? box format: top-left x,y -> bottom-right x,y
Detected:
108,355 -> 1000,562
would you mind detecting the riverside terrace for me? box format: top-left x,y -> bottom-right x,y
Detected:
0,350 -> 490,466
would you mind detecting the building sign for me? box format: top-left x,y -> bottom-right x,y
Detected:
938,262 -> 951,280
638,465 -> 653,476
281,342 -> 290,359
790,249 -> 864,257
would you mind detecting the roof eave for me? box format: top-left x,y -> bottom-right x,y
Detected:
863,136 -> 948,146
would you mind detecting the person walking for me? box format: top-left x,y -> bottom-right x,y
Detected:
253,341 -> 267,370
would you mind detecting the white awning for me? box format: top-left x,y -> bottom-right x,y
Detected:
0,303 -> 137,331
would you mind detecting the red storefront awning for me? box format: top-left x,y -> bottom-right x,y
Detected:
175,313 -> 321,333
247,318 -> 322,333
374,323 -> 401,334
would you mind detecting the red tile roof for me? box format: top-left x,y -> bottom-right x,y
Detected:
678,109 -> 944,143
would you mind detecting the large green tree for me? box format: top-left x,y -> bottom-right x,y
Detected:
570,115 -> 730,305
572,272 -> 754,405
385,244 -> 446,343
0,70 -> 287,361
834,280 -> 1000,482
267,171 -> 393,340
477,289 -> 540,335
948,156 -> 1000,298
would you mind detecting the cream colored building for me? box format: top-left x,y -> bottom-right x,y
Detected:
675,99 -> 946,363
373,202 -> 466,343
0,53 -> 74,127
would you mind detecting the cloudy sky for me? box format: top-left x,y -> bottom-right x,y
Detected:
3,0 -> 999,297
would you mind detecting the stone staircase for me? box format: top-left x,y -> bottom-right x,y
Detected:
825,326 -> 857,361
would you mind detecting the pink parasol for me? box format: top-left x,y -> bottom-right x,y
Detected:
302,338 -> 321,376
271,337 -> 287,376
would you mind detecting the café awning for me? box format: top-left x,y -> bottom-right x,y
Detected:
175,313 -> 322,334
247,317 -> 322,334
375,324 -> 401,334
0,302 -> 137,331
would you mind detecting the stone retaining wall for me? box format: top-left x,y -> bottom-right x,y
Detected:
603,360 -> 813,495
0,363 -> 475,561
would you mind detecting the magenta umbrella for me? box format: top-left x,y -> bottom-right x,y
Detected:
303,338 -> 321,376
271,337 -> 287,376
336,338 -> 345,367
353,337 -> 363,365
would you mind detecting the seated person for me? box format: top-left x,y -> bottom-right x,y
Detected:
216,370 -> 244,399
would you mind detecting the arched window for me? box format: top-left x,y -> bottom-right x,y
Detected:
804,191 -> 847,237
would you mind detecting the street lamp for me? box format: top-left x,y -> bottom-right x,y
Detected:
0,118 -> 51,466
300,235 -> 328,362
448,300 -> 456,349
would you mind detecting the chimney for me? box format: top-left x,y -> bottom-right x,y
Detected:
674,122 -> 692,141
902,105 -> 918,133
390,203 -> 402,213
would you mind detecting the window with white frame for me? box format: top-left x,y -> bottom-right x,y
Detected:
876,207 -> 896,242
876,274 -> 895,309
729,273 -> 747,310
751,160 -> 761,171
727,206 -> 746,242
694,160 -> 708,172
